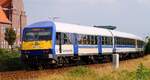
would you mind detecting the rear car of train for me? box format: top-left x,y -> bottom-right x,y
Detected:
20,21 -> 57,65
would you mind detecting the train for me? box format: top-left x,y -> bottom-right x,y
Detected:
20,21 -> 145,67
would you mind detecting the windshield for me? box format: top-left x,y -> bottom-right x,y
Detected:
23,28 -> 52,41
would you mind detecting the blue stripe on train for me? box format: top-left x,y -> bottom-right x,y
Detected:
78,45 -> 113,48
52,22 -> 56,56
102,45 -> 113,48
73,34 -> 78,56
98,36 -> 102,55
78,45 -> 98,48
115,45 -> 135,48
78,45 -> 136,48
78,45 -> 112,48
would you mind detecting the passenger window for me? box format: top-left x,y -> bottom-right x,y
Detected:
62,33 -> 72,44
95,36 -> 98,45
105,37 -> 108,45
91,36 -> 95,45
79,34 -> 85,45
87,35 -> 90,44
56,32 -> 61,45
63,33 -> 67,44
78,34 -> 81,44
83,35 -> 87,44
102,36 -> 105,45
110,37 -> 112,45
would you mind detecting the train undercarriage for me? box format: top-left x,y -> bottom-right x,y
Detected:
20,51 -> 145,69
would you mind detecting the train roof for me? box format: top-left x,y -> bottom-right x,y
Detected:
54,22 -> 143,41
111,30 -> 143,41
24,21 -> 144,41
55,22 -> 112,36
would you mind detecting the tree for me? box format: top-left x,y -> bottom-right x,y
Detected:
145,37 -> 150,54
4,27 -> 16,51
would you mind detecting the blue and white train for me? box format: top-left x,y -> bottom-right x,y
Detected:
21,21 -> 145,66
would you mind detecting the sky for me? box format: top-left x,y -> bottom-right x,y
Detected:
23,0 -> 150,38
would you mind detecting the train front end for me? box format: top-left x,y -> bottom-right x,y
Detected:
20,21 -> 56,66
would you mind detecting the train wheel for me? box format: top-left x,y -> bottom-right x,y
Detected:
57,57 -> 66,67
93,56 -> 99,64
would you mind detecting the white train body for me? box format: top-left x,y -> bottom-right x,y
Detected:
55,22 -> 144,56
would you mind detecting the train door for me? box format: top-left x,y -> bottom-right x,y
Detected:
61,33 -> 74,55
56,32 -> 62,54
55,32 -> 74,55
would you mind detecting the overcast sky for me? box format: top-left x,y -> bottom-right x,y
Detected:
23,0 -> 150,38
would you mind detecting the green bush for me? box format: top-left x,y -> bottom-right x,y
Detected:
0,48 -> 25,71
136,63 -> 150,80
0,49 -> 20,60
145,38 -> 150,53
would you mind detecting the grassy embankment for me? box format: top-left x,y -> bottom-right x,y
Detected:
38,55 -> 150,80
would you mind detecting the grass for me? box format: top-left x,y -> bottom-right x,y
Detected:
38,63 -> 150,80
38,55 -> 150,80
68,66 -> 92,77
